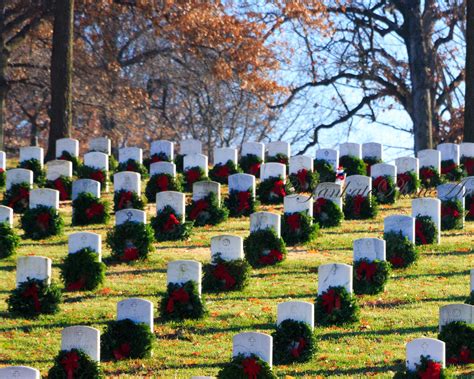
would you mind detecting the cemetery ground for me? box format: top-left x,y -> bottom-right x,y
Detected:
0,184 -> 473,377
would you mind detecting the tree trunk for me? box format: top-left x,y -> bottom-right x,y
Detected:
0,0 -> 8,152
46,0 -> 74,160
400,1 -> 433,152
465,0 -> 474,142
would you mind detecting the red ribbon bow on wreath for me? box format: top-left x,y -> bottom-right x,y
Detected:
290,337 -> 307,358
8,187 -> 29,208
37,212 -> 51,231
321,288 -> 341,314
286,213 -> 301,231
447,346 -> 474,364
186,169 -> 201,185
259,249 -> 283,265
314,198 -> 327,215
441,204 -> 460,218
113,342 -> 131,360
189,199 -> 209,220
163,213 -> 180,231
66,277 -> 86,291
0,168 -> 4,174
126,163 -> 136,171
242,357 -> 261,379
151,155 -> 162,163
85,203 -> 104,220
415,219 -> 428,245
54,178 -> 69,200
61,351 -> 79,379
296,169 -> 308,188
166,287 -> 190,313
249,163 -> 261,176
356,261 -> 377,282
420,167 -> 435,180
237,191 -> 251,212
464,158 -> 474,175
213,264 -> 236,289
156,175 -> 169,191
418,360 -> 442,379
118,191 -> 133,210
216,165 -> 230,178
271,180 -> 286,198
373,176 -> 388,193
468,202 -> 474,218
353,195 -> 365,216
397,172 -> 411,188
91,170 -> 105,184
389,256 -> 405,267
121,247 -> 139,262
22,283 -> 41,312
442,162 -> 457,175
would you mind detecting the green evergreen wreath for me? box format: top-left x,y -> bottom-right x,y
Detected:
61,248 -> 106,291
267,153 -> 289,166
272,319 -> 317,364
159,281 -> 206,321
419,166 -> 443,189
72,193 -> 110,226
174,153 -> 184,172
57,150 -> 81,174
314,159 -> 336,182
314,285 -> 360,326
461,156 -> 474,176
465,194 -> 474,221
257,176 -> 292,204
113,189 -> 145,211
183,166 -> 207,191
47,349 -> 103,379
372,175 -> 399,204
145,173 -> 183,202
466,291 -> 474,305
441,159 -> 463,181
144,152 -> 172,169
21,205 -> 64,240
441,199 -> 464,230
289,169 -> 319,193
363,157 -> 382,176
106,221 -> 155,262
19,159 -> 45,186
281,211 -> 318,246
217,353 -> 276,379
225,189 -> 258,217
78,165 -> 108,189
3,182 -> 30,213
0,222 -> 20,259
109,155 -> 118,172
384,231 -> 418,268
186,192 -> 228,226
202,254 -> 251,292
101,319 -> 153,361
117,159 -> 149,178
7,278 -> 62,317
339,155 -> 366,176
209,160 -> 240,184
45,176 -> 73,201
438,321 -> 474,366
397,171 -> 420,195
353,259 -> 391,295
415,215 -> 437,245
313,198 -> 343,228
343,194 -> 378,220
239,154 -> 262,178
150,205 -> 193,241
0,168 -> 5,187
393,355 -> 453,378
244,228 -> 287,268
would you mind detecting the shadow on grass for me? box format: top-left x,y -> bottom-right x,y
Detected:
393,270 -> 469,279
0,318 -> 109,333
21,240 -> 65,247
105,267 -> 166,276
0,265 -> 15,272
282,363 -> 400,377
64,291 -> 163,304
320,325 -> 434,341
423,250 -> 473,257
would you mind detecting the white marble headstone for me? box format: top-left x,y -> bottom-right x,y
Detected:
439,304 -> 474,331
29,188 -> 59,209
6,168 -> 33,191
316,149 -> 339,171
156,191 -> 185,219
395,157 -> 419,176
180,139 -> 202,155
340,143 -> 361,158
418,149 -> 441,170
362,143 -> 383,160
353,238 -> 386,262
56,138 -> 79,158
233,332 -> 273,367
260,162 -> 286,181
16,256 -> 52,286
114,172 -> 141,194
192,181 -> 220,204
214,147 -> 237,165
437,143 -> 460,164
314,183 -> 343,208
0,205 -> 13,227
371,163 -> 396,181
0,151 -> 5,171
150,162 -> 176,177
412,198 -> 441,244
242,142 -> 265,160
183,153 -> 208,176
89,137 -> 111,155
267,141 -> 290,158
406,338 -> 445,371
461,142 -> 474,158
61,326 -> 100,362
284,194 -> 313,217
250,212 -> 281,237
151,140 -> 174,160
228,173 -> 256,197
19,147 -> 44,166
46,160 -> 72,181
345,175 -> 371,197
119,147 -> 143,164
462,176 -> 474,196
117,298 -> 154,332
68,232 -> 101,259
167,260 -> 202,295
211,235 -> 243,261
84,152 -> 109,171
72,179 -> 100,201
384,215 -> 415,243
471,268 -> 474,293
318,263 -> 353,294
115,209 -> 146,225
277,301 -> 314,330
437,183 -> 465,201
289,155 -> 313,175
0,366 -> 40,379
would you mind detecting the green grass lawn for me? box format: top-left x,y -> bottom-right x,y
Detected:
0,180 -> 473,378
